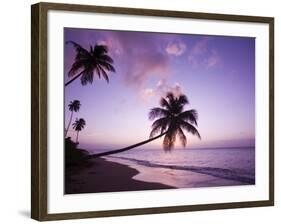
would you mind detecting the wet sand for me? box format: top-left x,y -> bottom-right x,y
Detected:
65,157 -> 175,194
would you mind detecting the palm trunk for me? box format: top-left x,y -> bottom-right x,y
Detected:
88,131 -> 167,158
65,111 -> 73,137
76,131 -> 79,143
65,70 -> 85,87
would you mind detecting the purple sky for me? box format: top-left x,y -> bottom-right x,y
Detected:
64,28 -> 255,151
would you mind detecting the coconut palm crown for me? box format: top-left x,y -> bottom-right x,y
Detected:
149,92 -> 201,151
65,41 -> 115,86
72,118 -> 86,143
68,100 -> 81,112
65,100 -> 81,137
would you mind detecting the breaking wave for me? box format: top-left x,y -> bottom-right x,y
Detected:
107,156 -> 255,184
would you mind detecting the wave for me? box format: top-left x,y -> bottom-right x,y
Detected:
107,156 -> 255,185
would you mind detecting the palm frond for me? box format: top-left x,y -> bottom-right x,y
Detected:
149,107 -> 170,120
180,120 -> 201,139
160,97 -> 171,110
149,125 -> 162,139
66,41 -> 90,58
99,54 -> 114,64
68,60 -> 85,77
95,66 -> 101,79
150,117 -> 169,138
178,109 -> 198,126
177,127 -> 187,147
177,94 -> 189,105
98,65 -> 109,83
99,61 -> 116,72
94,44 -> 108,55
81,69 -> 94,85
166,92 -> 175,104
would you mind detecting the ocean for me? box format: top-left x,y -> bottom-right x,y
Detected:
104,147 -> 255,189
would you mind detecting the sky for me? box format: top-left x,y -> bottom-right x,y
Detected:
64,28 -> 255,151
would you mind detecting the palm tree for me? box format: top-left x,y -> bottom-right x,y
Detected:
89,92 -> 200,158
65,41 -> 116,87
65,100 -> 81,137
72,118 -> 86,143
149,92 -> 201,151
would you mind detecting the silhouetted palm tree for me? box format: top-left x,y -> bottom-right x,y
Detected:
65,100 -> 81,137
89,92 -> 200,158
149,92 -> 201,151
72,118 -> 86,143
65,41 -> 115,86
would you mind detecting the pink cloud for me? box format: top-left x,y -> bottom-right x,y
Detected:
171,83 -> 183,97
140,88 -> 155,102
206,50 -> 221,67
106,32 -> 171,88
191,37 -> 209,55
187,37 -> 221,68
97,38 -> 123,56
156,79 -> 183,97
124,51 -> 170,87
140,79 -> 184,102
165,42 -> 186,56
187,55 -> 198,67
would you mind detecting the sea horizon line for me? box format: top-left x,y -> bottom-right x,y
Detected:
81,145 -> 255,153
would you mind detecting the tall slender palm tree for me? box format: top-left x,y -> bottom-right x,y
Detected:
89,92 -> 201,158
65,41 -> 116,87
72,118 -> 86,143
65,100 -> 81,137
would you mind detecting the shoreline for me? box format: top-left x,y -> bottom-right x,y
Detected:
106,156 -> 255,187
65,157 -> 175,194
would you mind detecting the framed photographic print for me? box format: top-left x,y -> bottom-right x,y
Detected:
31,2 -> 274,221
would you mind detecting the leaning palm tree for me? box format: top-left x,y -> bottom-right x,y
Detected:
149,92 -> 201,151
65,41 -> 116,87
72,118 -> 86,143
89,92 -> 200,158
65,100 -> 81,137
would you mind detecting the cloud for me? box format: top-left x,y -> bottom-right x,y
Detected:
140,88 -> 155,102
100,31 -> 172,89
165,42 -> 186,56
124,51 -> 170,87
187,55 -> 198,67
187,37 -> 221,68
171,83 -> 183,97
156,79 -> 183,97
191,37 -> 209,55
206,50 -> 221,67
140,79 -> 184,102
99,36 -> 169,86
97,38 -> 123,56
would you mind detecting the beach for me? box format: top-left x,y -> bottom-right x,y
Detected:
65,157 -> 174,194
65,147 -> 255,194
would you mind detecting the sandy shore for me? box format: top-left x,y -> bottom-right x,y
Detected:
65,157 -> 175,194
